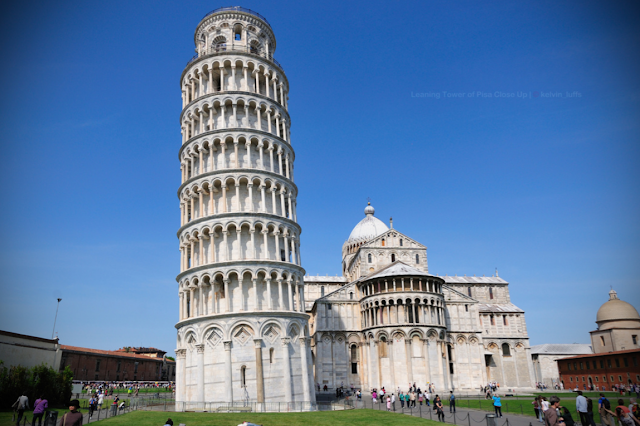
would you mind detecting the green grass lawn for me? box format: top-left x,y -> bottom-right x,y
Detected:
86,409 -> 436,426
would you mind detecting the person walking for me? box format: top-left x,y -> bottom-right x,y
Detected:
533,397 -> 541,422
372,389 -> 377,404
13,391 -> 29,426
577,391 -> 589,426
450,391 -> 456,413
599,393 -> 614,426
410,391 -> 416,408
435,395 -> 445,422
386,395 -> 391,411
586,396 -> 598,426
32,395 -> 48,426
493,393 -> 502,418
400,392 -> 405,408
391,393 -> 396,411
58,400 -> 83,426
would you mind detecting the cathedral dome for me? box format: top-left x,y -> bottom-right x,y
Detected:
347,203 -> 389,243
596,289 -> 640,324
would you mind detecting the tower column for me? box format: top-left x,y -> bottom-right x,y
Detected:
282,337 -> 292,403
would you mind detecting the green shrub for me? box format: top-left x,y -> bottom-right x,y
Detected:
0,361 -> 73,409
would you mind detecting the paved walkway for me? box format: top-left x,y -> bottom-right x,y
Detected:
347,392 -> 540,426
355,400 -> 539,426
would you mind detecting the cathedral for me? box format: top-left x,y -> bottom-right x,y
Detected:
304,203 -> 536,392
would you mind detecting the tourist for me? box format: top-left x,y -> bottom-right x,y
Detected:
386,395 -> 391,411
450,391 -> 456,413
410,391 -> 416,407
435,395 -> 445,422
400,391 -> 405,408
164,419 -> 174,426
391,393 -> 396,411
493,393 -> 502,418
617,399 -> 631,414
426,392 -> 431,407
89,395 -> 97,418
372,389 -> 377,404
419,391 -> 424,406
630,399 -> 639,419
544,396 -> 562,426
98,392 -> 104,410
577,391 -> 589,426
586,396 -> 597,426
58,399 -> 83,426
599,392 -> 615,426
13,391 -> 29,426
533,397 -> 541,422
603,407 -> 640,426
542,396 -> 550,423
32,395 -> 48,426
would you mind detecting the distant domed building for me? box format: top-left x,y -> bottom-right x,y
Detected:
591,289 -> 640,353
304,203 -> 536,392
556,290 -> 640,390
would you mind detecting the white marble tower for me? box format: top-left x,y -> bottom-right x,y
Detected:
174,7 -> 314,410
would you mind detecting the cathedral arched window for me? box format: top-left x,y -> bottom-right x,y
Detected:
368,253 -> 372,263
400,239 -> 403,246
489,287 -> 494,299
416,254 -> 419,264
468,287 -> 472,297
502,343 -> 511,356
240,365 -> 247,387
269,348 -> 274,363
321,286 -> 325,297
381,238 -> 385,247
391,254 -> 396,262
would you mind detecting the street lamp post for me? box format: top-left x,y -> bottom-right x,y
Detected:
52,298 -> 62,339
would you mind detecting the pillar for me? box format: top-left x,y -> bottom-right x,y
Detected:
196,344 -> 205,404
300,337 -> 312,402
254,339 -> 265,403
282,337 -> 292,403
223,341 -> 233,403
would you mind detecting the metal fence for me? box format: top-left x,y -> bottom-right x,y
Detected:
175,400 -> 354,412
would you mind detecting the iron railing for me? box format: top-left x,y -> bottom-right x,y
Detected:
186,44 -> 283,69
202,7 -> 271,28
175,400 -> 354,412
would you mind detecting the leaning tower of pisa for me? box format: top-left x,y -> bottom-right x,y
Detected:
174,7 -> 314,409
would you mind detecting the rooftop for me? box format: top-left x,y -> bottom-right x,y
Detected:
477,303 -> 524,313
61,345 -> 172,362
304,275 -> 347,283
530,343 -> 593,355
202,6 -> 271,28
556,348 -> 640,360
366,261 -> 433,280
440,275 -> 508,285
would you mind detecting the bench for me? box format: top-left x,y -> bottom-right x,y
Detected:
216,406 -> 253,413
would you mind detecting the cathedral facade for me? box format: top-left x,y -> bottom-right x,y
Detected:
305,204 -> 536,392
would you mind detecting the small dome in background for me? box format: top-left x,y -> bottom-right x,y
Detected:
347,203 -> 389,243
364,202 -> 375,215
596,289 -> 640,326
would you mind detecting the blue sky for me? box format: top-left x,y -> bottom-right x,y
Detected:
0,0 -> 638,357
